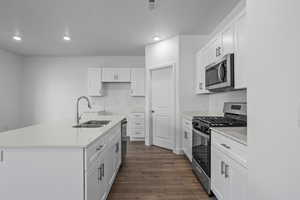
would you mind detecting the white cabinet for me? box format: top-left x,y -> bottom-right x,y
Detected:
194,10 -> 247,94
234,13 -> 247,89
130,68 -> 145,96
222,25 -> 235,55
102,68 -> 131,82
88,68 -> 103,96
211,131 -> 247,200
182,118 -> 192,162
129,113 -> 145,140
227,156 -> 248,200
211,146 -> 228,200
195,49 -> 210,94
86,152 -> 106,200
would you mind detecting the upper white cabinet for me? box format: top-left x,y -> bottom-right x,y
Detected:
195,10 -> 247,94
102,68 -> 131,82
222,25 -> 235,55
195,49 -> 210,94
88,68 -> 103,96
234,13 -> 247,89
130,68 -> 145,96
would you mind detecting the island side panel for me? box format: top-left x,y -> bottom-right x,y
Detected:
0,147 -> 84,200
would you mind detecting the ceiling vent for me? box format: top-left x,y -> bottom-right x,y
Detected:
148,0 -> 157,10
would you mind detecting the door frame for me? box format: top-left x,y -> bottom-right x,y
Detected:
145,62 -> 176,152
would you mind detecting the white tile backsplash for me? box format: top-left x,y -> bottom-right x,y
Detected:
208,89 -> 247,115
91,83 -> 145,115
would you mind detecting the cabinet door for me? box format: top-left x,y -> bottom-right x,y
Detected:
209,35 -> 222,63
195,49 -> 210,94
113,137 -> 122,171
88,68 -> 103,96
227,158 -> 248,200
104,145 -> 115,188
211,145 -> 228,200
130,68 -> 145,96
102,68 -> 131,82
86,153 -> 106,200
234,13 -> 247,89
186,129 -> 192,162
222,25 -> 235,55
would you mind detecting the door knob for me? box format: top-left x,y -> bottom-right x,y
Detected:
151,110 -> 155,113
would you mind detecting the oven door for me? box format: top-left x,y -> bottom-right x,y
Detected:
205,53 -> 234,91
192,128 -> 211,177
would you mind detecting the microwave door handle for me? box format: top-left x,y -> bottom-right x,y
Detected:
217,64 -> 223,81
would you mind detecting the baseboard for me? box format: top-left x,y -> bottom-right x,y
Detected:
173,148 -> 184,155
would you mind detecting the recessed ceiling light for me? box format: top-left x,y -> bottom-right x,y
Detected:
63,35 -> 71,41
153,36 -> 161,42
13,35 -> 22,42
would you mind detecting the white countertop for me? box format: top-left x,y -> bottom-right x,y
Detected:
211,127 -> 247,145
181,111 -> 215,121
0,115 -> 125,148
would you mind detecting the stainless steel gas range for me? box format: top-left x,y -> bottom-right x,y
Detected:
191,102 -> 247,195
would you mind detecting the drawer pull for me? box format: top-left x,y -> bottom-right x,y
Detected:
221,161 -> 225,175
221,143 -> 231,149
225,164 -> 229,178
96,145 -> 104,151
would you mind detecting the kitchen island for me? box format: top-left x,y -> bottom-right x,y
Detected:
0,115 -> 125,200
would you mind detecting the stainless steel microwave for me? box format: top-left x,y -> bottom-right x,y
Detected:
205,53 -> 234,91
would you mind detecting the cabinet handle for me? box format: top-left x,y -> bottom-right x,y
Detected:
135,123 -> 141,125
199,82 -> 203,90
184,131 -> 188,139
221,161 -> 225,175
116,143 -> 119,153
98,166 -> 102,182
101,163 -> 105,178
221,143 -> 231,149
96,145 -> 104,151
225,164 -> 229,178
0,150 -> 3,162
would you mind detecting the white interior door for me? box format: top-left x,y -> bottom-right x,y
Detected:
151,67 -> 174,150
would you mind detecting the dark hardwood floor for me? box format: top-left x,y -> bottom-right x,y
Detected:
107,141 -> 210,200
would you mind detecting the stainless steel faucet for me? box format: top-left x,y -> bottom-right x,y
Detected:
76,96 -> 92,125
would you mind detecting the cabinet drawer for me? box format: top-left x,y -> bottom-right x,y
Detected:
86,136 -> 107,167
130,113 -> 145,119
182,119 -> 192,129
131,129 -> 145,137
107,124 -> 121,144
212,131 -> 247,167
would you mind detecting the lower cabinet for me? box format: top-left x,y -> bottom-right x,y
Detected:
182,118 -> 192,162
211,131 -> 247,200
86,125 -> 122,200
129,112 -> 145,141
86,153 -> 107,200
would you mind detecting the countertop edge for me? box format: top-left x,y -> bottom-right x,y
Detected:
211,128 -> 247,146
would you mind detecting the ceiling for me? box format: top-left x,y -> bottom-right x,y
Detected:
0,0 -> 240,56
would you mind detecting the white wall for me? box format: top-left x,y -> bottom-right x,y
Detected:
179,35 -> 209,112
21,56 -> 145,126
247,0 -> 300,199
0,49 -> 23,132
145,36 -> 209,152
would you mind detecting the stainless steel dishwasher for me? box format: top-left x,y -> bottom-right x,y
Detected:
121,119 -> 129,165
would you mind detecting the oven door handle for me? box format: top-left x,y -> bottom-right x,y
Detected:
193,129 -> 210,139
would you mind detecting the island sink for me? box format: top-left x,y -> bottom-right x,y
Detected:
73,120 -> 111,128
